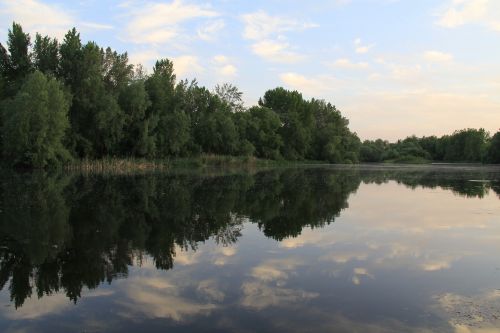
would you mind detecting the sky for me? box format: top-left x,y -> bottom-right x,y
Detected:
0,0 -> 499,141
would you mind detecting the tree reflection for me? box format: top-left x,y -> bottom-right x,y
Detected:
0,167 -> 498,307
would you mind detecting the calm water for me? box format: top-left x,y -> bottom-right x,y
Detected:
0,165 -> 499,333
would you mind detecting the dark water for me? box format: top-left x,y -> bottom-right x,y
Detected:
0,165 -> 499,333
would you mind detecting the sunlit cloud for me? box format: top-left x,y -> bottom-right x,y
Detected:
424,50 -> 454,63
251,40 -> 304,63
172,55 -> 204,79
241,10 -> 317,40
211,55 -> 238,79
241,10 -> 316,63
354,38 -> 375,54
331,58 -> 370,70
128,49 -> 161,67
435,0 -> 500,33
197,19 -> 225,41
123,0 -> 218,44
0,0 -> 112,40
280,72 -> 340,95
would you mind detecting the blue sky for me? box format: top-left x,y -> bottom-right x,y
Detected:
1,0 -> 499,140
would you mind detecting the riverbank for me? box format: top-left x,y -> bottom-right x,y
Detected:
63,155 -> 329,174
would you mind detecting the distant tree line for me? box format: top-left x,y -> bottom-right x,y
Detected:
0,22 -> 499,168
360,129 -> 500,164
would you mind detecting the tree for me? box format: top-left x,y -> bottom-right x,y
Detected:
65,41 -> 125,157
59,28 -> 82,88
2,71 -> 70,168
1,23 -> 33,97
145,59 -> 176,156
0,43 -> 10,100
486,131 -> 500,163
244,106 -> 283,159
102,47 -> 133,96
214,83 -> 244,113
119,80 -> 155,157
33,33 -> 59,75
444,129 -> 489,162
259,87 -> 313,160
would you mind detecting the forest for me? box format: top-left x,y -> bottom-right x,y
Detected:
1,22 -> 499,168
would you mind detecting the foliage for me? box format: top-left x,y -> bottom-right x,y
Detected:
1,71 -> 70,168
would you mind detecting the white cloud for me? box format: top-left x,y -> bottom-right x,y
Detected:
436,0 -> 500,32
241,10 -> 317,40
436,0 -> 488,28
241,11 -> 316,63
129,49 -> 161,66
354,38 -> 375,54
331,58 -> 370,70
280,72 -> 340,95
197,19 -> 225,41
0,0 -> 112,40
124,0 -> 218,44
219,64 -> 237,76
213,55 -> 229,64
212,55 -> 237,77
80,22 -> 114,30
423,50 -> 454,63
251,40 -> 304,63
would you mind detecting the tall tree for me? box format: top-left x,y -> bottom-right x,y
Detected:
33,33 -> 59,75
259,88 -> 313,160
2,71 -> 70,168
119,80 -> 155,157
103,47 -> 133,96
59,28 -> 82,87
486,131 -> 500,164
1,23 -> 33,97
145,59 -> 177,156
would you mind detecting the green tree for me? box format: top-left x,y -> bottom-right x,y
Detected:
244,106 -> 283,159
102,47 -> 133,96
145,59 -> 177,156
214,83 -> 244,113
486,131 -> 500,163
1,23 -> 33,97
65,40 -> 124,157
119,80 -> 155,157
2,71 -> 70,168
33,33 -> 59,75
259,88 -> 313,160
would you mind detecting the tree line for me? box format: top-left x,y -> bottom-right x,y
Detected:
360,129 -> 500,164
0,22 -> 499,168
0,23 -> 358,168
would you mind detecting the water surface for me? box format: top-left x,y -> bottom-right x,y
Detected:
0,165 -> 499,332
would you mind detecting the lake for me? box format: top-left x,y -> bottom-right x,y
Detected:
0,165 -> 499,332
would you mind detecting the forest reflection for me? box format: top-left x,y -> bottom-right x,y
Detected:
0,167 -> 498,308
